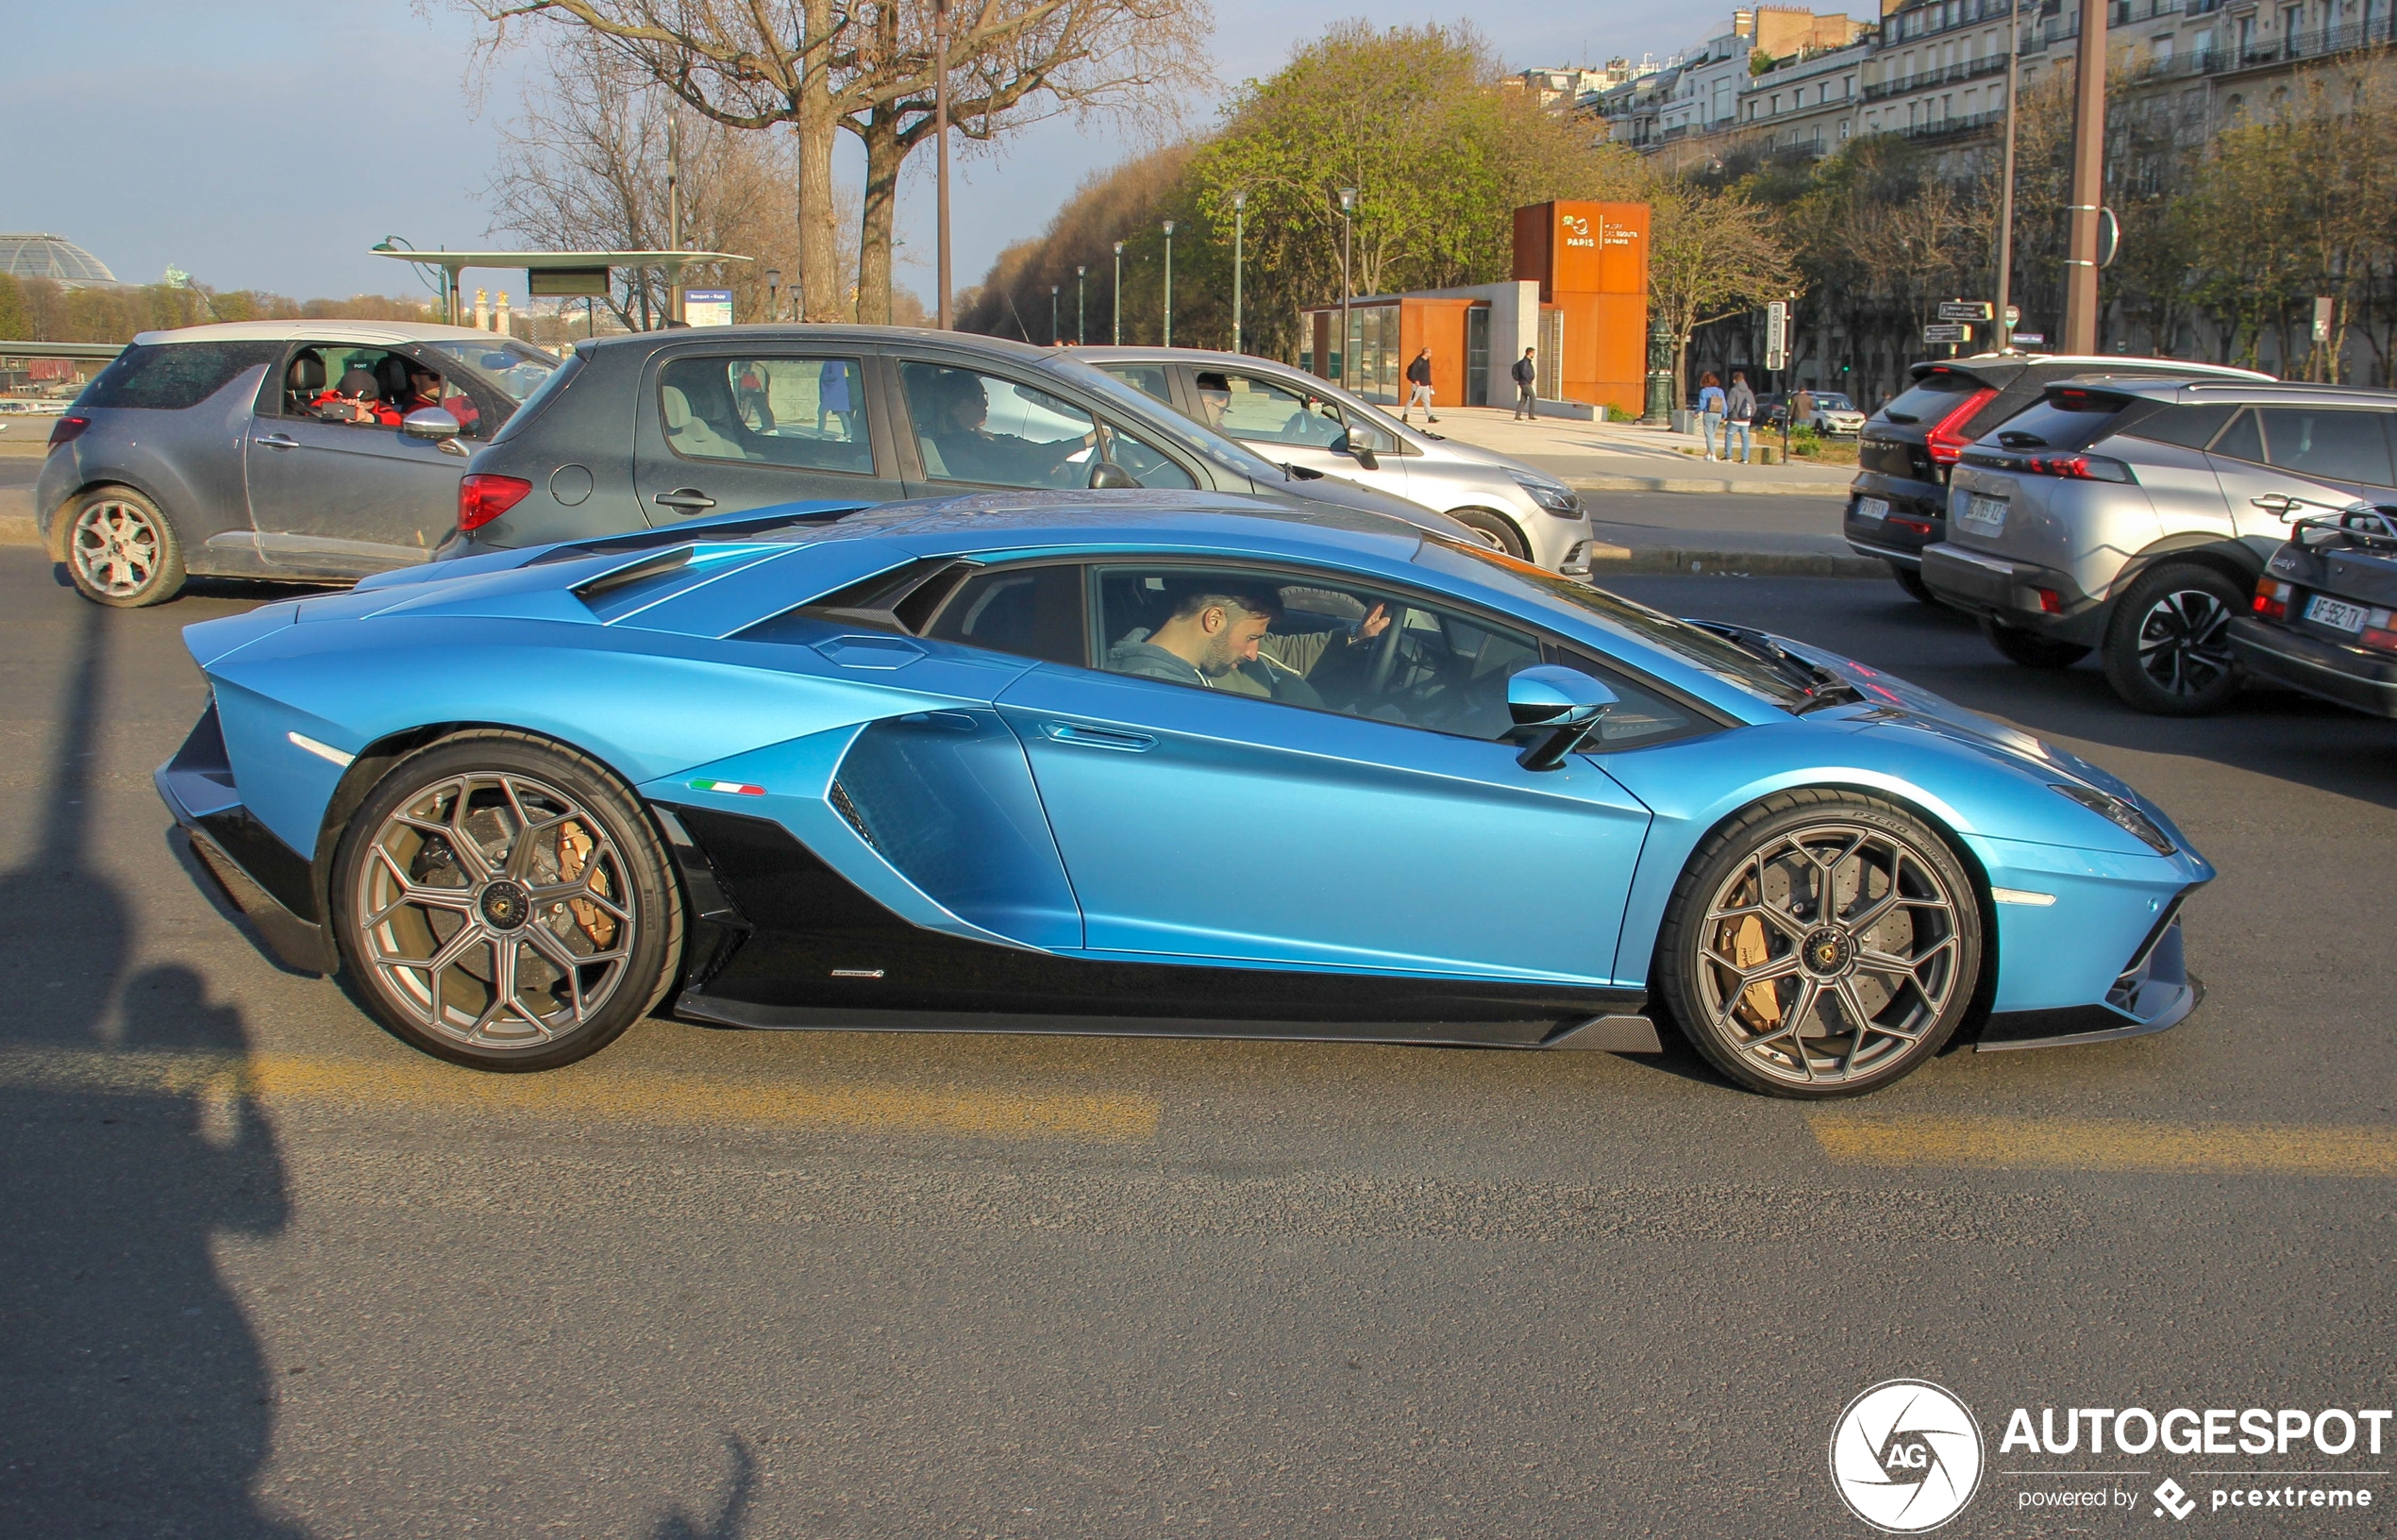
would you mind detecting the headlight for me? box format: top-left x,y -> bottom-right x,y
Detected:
2049,781 -> 2173,855
1507,470 -> 1581,517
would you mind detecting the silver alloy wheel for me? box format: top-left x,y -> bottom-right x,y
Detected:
71,497 -> 162,598
1694,822 -> 1964,1088
2133,587 -> 2234,698
353,770 -> 637,1051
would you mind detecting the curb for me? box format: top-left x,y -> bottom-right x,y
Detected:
1571,475 -> 1853,498
1588,544 -> 1884,578
0,515 -> 42,549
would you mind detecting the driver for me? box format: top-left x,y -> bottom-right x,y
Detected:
400,362 -> 479,434
1107,584 -> 1281,688
927,372 -> 1088,485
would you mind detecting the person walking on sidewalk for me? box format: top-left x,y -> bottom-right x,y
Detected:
1723,370 -> 1756,464
1695,371 -> 1726,461
1511,347 -> 1538,420
1402,348 -> 1438,424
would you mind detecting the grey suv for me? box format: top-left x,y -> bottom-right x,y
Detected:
1922,377 -> 2397,712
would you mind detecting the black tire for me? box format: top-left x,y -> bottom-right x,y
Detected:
1653,790 -> 1982,1099
329,731 -> 682,1072
1450,508 -> 1531,561
2103,561 -> 2245,715
1888,562 -> 1938,605
64,486 -> 186,608
1979,615 -> 2091,669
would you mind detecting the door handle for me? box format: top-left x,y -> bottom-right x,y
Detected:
2250,494 -> 2300,513
1041,722 -> 1156,752
654,488 -> 716,511
256,433 -> 298,449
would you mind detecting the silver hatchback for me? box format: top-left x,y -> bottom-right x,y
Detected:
1075,347 -> 1598,576
1921,377 -> 2397,712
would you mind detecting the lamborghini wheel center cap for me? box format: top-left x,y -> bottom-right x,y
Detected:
478,879 -> 531,931
1802,927 -> 1854,978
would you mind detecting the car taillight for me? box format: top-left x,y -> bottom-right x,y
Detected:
2361,608 -> 2397,652
48,414 -> 89,448
2012,452 -> 2136,483
2253,578 -> 2291,621
1923,387 -> 2001,470
457,474 -> 533,532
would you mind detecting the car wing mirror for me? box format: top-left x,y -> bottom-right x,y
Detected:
404,407 -> 462,441
1087,460 -> 1138,490
1508,665 -> 1618,771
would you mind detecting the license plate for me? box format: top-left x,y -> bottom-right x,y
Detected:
1959,494 -> 2007,535
2306,594 -> 2369,633
1854,495 -> 1888,521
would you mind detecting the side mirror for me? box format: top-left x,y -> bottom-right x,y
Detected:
1087,460 -> 1138,490
403,407 -> 462,441
1508,665 -> 1618,772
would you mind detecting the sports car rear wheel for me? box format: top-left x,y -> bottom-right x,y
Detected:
1655,791 -> 1981,1098
330,732 -> 681,1071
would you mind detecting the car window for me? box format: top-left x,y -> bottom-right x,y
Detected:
2123,402 -> 2237,450
1097,422 -> 1198,489
1876,372 -> 1981,424
901,361 -> 1104,489
78,342 -> 282,411
922,563 -> 1086,665
1094,563 -> 1558,742
275,343 -> 479,433
1098,363 -> 1173,404
658,355 -> 874,476
2258,407 -> 2395,487
2211,408 -> 2264,464
1037,355 -> 1293,484
1197,369 -> 1349,449
1546,645 -> 1711,750
418,339 -> 558,404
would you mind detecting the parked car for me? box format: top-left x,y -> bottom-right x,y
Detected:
1070,346 -> 1598,576
37,321 -> 562,606
1922,377 -> 2397,713
440,326 -> 1471,561
159,494 -> 2208,1096
1792,389 -> 1867,437
2229,504 -> 2397,717
1845,354 -> 2271,603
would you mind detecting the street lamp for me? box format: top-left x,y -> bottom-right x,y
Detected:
1336,187 -> 1357,386
765,267 -> 781,325
1162,220 -> 1176,348
1076,265 -> 1087,344
1231,191 -> 1247,355
1050,284 -> 1061,345
934,0 -> 952,328
1113,242 -> 1124,344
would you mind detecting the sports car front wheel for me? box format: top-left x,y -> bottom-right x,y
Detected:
1654,791 -> 1982,1098
329,732 -> 682,1072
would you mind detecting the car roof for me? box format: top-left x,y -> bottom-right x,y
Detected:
128,320 -> 537,348
571,323 -> 1064,361
2059,377 -> 2397,406
1910,354 -> 2274,387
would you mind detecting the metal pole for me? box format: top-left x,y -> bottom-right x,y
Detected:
667,113 -> 681,326
1232,191 -> 1246,355
1162,221 -> 1175,347
1050,285 -> 1060,344
935,0 -> 952,329
1337,187 -> 1357,387
1995,0 -> 2021,352
1076,266 -> 1086,344
1113,242 -> 1124,343
2063,0 -> 2108,353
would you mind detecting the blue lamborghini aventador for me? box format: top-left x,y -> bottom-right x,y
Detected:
156,491 -> 2211,1096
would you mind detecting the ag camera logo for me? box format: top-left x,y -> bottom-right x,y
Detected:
1831,1380 -> 1986,1532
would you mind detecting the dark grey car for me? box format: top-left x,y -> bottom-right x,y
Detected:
36,321 -> 559,606
442,326 -> 1470,557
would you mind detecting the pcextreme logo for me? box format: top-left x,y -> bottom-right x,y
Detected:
1830,1380 -> 1986,1533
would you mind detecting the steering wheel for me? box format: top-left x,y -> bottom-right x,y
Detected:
1363,612 -> 1406,700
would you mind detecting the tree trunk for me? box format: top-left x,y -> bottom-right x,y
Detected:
796,0 -> 841,321
851,104 -> 906,326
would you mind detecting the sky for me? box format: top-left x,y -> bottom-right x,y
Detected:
5,1 -> 1693,311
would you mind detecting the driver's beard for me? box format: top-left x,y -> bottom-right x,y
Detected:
1198,630 -> 1247,678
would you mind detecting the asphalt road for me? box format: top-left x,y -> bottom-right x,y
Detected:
1579,489 -> 1852,559
4,548 -> 2392,1539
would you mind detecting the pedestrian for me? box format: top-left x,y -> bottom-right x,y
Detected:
1511,347 -> 1538,420
1695,371 -> 1726,461
1724,370 -> 1756,464
1402,348 -> 1438,425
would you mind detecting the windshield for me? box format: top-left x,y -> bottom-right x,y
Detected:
1812,393 -> 1855,410
1413,536 -> 1811,708
1040,355 -> 1292,486
420,339 -> 561,404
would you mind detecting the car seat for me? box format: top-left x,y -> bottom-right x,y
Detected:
661,385 -> 748,460
284,354 -> 326,413
375,354 -> 413,408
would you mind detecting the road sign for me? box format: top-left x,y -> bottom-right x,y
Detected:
1924,323 -> 1972,343
1938,301 -> 1994,322
682,288 -> 734,326
1766,300 -> 1789,371
2012,331 -> 2046,346
2004,305 -> 2021,326
2313,296 -> 2336,343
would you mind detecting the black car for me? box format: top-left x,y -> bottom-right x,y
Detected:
1845,354 -> 2268,602
2230,505 -> 2397,717
443,326 -> 1464,557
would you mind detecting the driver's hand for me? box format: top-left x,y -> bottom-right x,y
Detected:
1356,602 -> 1391,641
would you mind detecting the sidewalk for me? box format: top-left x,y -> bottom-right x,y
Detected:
1421,407 -> 1860,497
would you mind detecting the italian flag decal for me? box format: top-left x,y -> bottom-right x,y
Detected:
688,778 -> 766,795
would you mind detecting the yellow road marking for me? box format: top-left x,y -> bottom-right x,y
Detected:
1812,1114 -> 2397,1177
0,1047 -> 1157,1144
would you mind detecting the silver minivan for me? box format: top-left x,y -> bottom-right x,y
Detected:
1076,347 -> 1597,576
1921,377 -> 2397,712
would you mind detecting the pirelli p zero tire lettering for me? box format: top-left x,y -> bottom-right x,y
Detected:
1654,790 -> 1983,1098
66,486 -> 186,608
329,731 -> 682,1072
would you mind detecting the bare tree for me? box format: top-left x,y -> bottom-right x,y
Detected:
1648,181 -> 1802,404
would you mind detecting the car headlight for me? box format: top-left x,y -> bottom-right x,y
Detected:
1508,470 -> 1582,517
2049,781 -> 2174,854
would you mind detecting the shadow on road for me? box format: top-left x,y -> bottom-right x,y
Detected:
0,600 -> 303,1536
646,1436 -> 758,1540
